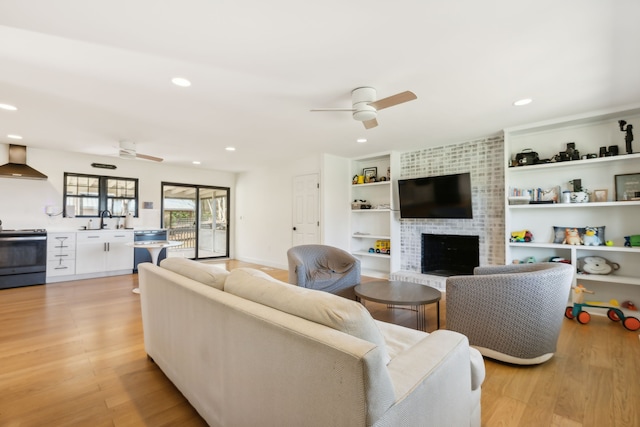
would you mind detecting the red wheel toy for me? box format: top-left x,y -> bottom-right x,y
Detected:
623,316 -> 640,332
607,309 -> 621,322
576,311 -> 591,324
564,306 -> 575,319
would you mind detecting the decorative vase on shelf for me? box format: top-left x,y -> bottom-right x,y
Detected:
570,191 -> 589,203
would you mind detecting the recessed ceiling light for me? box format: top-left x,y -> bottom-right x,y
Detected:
171,77 -> 191,87
0,103 -> 18,111
192,161 -> 201,165
7,134 -> 23,139
225,147 -> 236,151
513,98 -> 532,107
357,138 -> 367,143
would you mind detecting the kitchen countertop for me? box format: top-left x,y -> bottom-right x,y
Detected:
46,227 -> 166,232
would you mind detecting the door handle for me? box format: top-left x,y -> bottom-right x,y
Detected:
292,227 -> 297,231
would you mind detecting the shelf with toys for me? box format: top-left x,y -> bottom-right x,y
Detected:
349,151 -> 400,278
504,104 -> 640,307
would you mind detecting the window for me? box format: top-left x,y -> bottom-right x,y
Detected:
64,173 -> 139,217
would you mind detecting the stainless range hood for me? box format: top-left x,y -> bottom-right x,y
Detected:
0,145 -> 47,180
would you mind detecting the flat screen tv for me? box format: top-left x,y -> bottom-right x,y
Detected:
398,172 -> 473,219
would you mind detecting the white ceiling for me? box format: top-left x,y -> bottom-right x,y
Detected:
1,0 -> 639,173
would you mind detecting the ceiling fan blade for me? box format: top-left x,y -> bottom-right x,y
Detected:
363,118 -> 378,129
136,153 -> 163,162
310,108 -> 355,112
369,91 -> 417,111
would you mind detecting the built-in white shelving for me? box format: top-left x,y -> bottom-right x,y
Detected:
504,104 -> 640,305
349,152 -> 400,278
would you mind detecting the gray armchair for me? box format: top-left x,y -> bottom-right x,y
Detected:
446,262 -> 574,365
287,245 -> 361,299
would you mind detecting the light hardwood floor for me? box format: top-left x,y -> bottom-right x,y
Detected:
1,260 -> 639,426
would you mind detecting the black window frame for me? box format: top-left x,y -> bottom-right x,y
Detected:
63,172 -> 139,218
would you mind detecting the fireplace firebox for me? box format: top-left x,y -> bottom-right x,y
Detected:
422,234 -> 479,276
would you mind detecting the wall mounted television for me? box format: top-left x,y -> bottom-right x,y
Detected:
398,172 -> 473,219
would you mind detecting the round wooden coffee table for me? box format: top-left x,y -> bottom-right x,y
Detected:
354,280 -> 441,331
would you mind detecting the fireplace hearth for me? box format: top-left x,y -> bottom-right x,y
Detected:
422,234 -> 479,276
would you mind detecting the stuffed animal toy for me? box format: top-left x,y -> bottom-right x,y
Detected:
582,226 -> 601,246
577,256 -> 620,275
562,228 -> 583,245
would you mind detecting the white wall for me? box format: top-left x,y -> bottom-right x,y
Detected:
0,145 -> 236,253
234,154 -> 322,269
321,153 -> 350,249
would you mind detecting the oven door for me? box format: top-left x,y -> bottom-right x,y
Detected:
0,235 -> 47,289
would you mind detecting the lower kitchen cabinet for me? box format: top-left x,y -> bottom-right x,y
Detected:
46,232 -> 77,282
75,230 -> 133,276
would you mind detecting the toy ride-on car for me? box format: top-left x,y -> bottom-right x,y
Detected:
565,301 -> 640,331
564,285 -> 640,331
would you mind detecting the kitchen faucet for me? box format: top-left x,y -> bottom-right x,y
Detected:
99,210 -> 112,229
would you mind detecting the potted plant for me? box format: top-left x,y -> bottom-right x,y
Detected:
569,179 -> 589,203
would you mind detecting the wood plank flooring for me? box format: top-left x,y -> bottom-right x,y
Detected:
1,260 -> 639,426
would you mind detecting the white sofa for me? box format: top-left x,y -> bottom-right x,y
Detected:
139,259 -> 485,427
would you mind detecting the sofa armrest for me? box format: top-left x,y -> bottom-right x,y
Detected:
376,330 -> 480,427
469,347 -> 485,391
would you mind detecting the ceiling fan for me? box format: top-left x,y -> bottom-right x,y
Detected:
310,87 -> 417,129
119,140 -> 163,162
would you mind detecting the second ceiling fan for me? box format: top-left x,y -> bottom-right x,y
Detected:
311,87 -> 417,129
119,140 -> 163,162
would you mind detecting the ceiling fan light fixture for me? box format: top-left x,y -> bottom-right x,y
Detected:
352,103 -> 377,122
119,140 -> 137,159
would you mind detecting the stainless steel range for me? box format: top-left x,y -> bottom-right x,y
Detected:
0,229 -> 47,289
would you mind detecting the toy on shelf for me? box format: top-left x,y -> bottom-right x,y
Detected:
562,228 -> 582,245
512,256 -> 536,264
582,227 -> 601,246
577,256 -> 620,275
510,230 -> 533,242
374,240 -> 390,255
549,256 -> 571,264
624,235 -> 640,247
564,285 -> 640,331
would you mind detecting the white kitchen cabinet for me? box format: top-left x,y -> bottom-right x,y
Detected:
75,230 -> 133,276
504,104 -> 640,309
105,231 -> 134,271
349,152 -> 400,278
46,232 -> 76,282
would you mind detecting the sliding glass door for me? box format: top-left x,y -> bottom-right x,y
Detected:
161,183 -> 229,260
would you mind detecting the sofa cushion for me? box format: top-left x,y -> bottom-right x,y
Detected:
159,258 -> 229,290
225,268 -> 391,364
374,320 -> 428,360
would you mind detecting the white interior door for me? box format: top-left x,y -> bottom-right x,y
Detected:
292,174 -> 319,246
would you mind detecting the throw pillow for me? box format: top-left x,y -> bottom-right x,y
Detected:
159,258 -> 229,290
